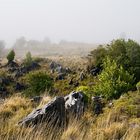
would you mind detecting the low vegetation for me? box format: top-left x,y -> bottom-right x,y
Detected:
88,39 -> 140,83
24,71 -> 53,97
94,57 -> 134,99
0,38 -> 140,139
6,50 -> 15,63
0,91 -> 139,140
23,51 -> 33,67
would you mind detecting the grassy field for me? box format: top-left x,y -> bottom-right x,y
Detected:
0,55 -> 140,140
0,91 -> 140,140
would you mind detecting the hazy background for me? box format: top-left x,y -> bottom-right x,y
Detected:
0,0 -> 140,48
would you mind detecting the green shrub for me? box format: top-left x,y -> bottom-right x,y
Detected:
24,71 -> 53,96
7,50 -> 15,63
23,52 -> 33,67
89,39 -> 140,82
94,57 -> 134,100
88,45 -> 107,68
108,39 -> 140,82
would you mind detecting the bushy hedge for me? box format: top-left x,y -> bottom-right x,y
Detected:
94,57 -> 134,100
24,71 -> 53,96
7,50 -> 15,63
88,39 -> 140,82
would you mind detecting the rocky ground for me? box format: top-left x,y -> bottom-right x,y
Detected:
0,56 -> 140,140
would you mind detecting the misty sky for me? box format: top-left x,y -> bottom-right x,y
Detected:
0,0 -> 140,47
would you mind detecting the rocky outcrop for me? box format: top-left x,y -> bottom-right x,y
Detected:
14,82 -> 26,91
6,61 -> 19,68
18,96 -> 66,127
14,62 -> 40,78
92,96 -> 103,115
49,61 -> 71,80
90,67 -> 101,76
65,91 -> 84,118
55,73 -> 66,80
18,91 -> 85,127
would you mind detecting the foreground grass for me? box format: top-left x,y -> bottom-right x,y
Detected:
0,92 -> 140,140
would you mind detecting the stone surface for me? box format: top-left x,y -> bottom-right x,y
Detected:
65,91 -> 85,118
55,73 -> 66,80
14,82 -> 25,91
18,97 -> 66,127
79,71 -> 85,81
92,96 -> 103,115
49,61 -> 71,75
14,62 -> 40,78
90,67 -> 101,76
18,91 -> 85,127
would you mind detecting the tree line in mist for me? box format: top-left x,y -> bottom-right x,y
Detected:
0,37 -> 95,58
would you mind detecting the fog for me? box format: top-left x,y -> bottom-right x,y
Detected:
0,0 -> 140,47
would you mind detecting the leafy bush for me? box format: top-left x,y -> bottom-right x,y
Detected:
108,39 -> 140,82
94,57 -> 134,100
25,71 -> 53,96
89,39 -> 140,82
23,52 -> 33,67
88,45 -> 107,68
7,50 -> 15,63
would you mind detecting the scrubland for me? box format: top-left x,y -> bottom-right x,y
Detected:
0,39 -> 140,140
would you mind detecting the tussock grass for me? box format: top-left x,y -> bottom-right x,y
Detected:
0,92 -> 140,140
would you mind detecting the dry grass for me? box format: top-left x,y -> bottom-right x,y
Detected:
0,92 -> 140,140
47,56 -> 88,71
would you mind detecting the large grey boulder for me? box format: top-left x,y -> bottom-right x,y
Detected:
18,96 -> 65,127
18,91 -> 85,127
